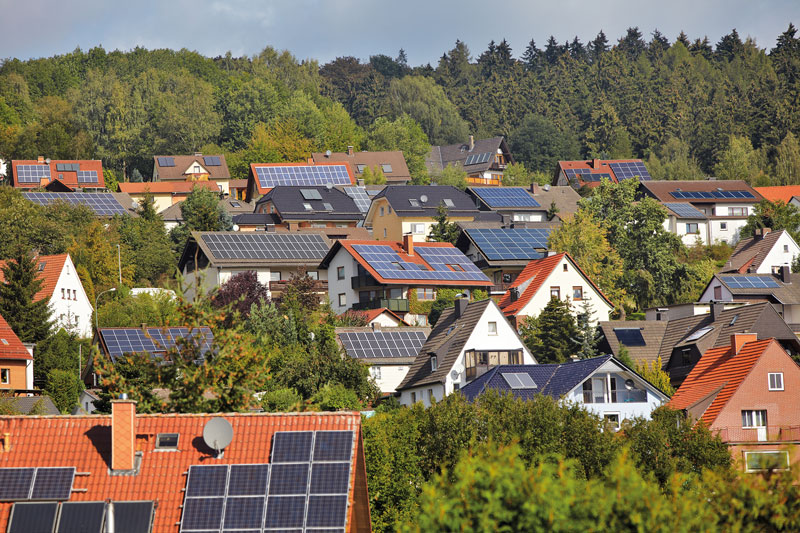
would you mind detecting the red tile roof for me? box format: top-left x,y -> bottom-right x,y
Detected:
754,186 -> 800,204
11,160 -> 105,189
0,254 -> 68,302
0,411 -> 369,532
668,338 -> 773,426
118,181 -> 220,194
347,308 -> 409,326
557,159 -> 644,188
0,313 -> 32,360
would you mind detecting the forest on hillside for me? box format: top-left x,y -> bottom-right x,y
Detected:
1,25 -> 800,187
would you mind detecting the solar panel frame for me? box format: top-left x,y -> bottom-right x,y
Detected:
613,328 -> 646,347
158,157 -> 175,167
254,165 -> 351,188
471,187 -> 541,208
56,501 -> 105,533
309,463 -> 350,495
221,496 -> 265,530
268,463 -> 310,495
301,189 -> 323,200
203,156 -> 222,167
8,502 -> 59,533
264,495 -> 306,529
24,192 -> 128,216
30,467 -> 75,501
227,464 -> 270,497
723,275 -> 780,289
352,244 -> 489,282
98,327 -> 214,362
77,170 -> 99,184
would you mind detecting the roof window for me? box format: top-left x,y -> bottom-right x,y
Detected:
156,433 -> 179,450
323,202 -> 333,211
409,199 -> 420,207
301,189 -> 322,200
381,164 -> 393,173
303,203 -> 313,211
443,199 -> 455,207
0,339 -> 7,345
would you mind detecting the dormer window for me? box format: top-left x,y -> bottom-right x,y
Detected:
430,356 -> 438,371
156,433 -> 179,450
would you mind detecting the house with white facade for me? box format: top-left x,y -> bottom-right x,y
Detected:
460,355 -> 670,428
396,298 -> 535,407
498,252 -> 614,328
721,229 -> 800,274
0,254 -> 93,338
426,136 -> 514,187
640,180 -> 763,245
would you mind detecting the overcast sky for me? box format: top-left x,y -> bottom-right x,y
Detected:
2,0 -> 799,66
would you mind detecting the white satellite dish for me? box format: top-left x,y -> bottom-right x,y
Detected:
45,158 -> 51,164
624,379 -> 635,391
450,369 -> 459,381
326,183 -> 333,190
420,195 -> 428,203
203,417 -> 234,458
232,224 -> 240,232
325,150 -> 332,157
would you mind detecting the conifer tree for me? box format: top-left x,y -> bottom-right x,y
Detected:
0,249 -> 53,342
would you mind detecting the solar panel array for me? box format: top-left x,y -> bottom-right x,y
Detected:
609,161 -> 652,181
338,330 -> 428,359
24,192 -> 128,216
179,430 -> 354,533
464,152 -> 492,166
204,156 -> 222,167
466,228 -> 550,261
342,186 -> 372,213
0,467 -> 75,501
55,163 -> 80,172
663,203 -> 706,219
255,165 -> 351,188
8,501 -> 153,533
352,244 -> 489,282
723,275 -> 781,289
76,170 -> 99,183
613,328 -> 646,347
670,190 -> 755,200
471,187 -> 541,208
200,233 -> 330,261
98,327 -> 214,363
16,165 -> 51,183
502,373 -> 537,389
563,168 -> 613,183
157,157 -> 175,167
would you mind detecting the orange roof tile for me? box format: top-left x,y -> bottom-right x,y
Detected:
359,308 -> 409,325
0,411 -> 368,532
118,181 -> 220,194
0,313 -> 32,360
11,160 -> 105,189
0,254 -> 67,302
754,186 -> 800,204
668,338 -> 773,426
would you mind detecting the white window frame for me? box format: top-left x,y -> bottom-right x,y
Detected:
430,356 -> 438,371
379,206 -> 385,216
685,222 -> 699,235
603,412 -> 621,430
371,366 -> 382,380
307,271 -> 319,280
0,368 -> 9,384
744,450 -> 790,473
411,223 -> 425,234
720,222 -> 728,231
269,271 -> 281,282
488,321 -> 497,335
768,372 -> 784,391
742,409 -> 767,428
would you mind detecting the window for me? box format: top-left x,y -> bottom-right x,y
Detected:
447,264 -> 465,272
563,263 -> 568,272
371,366 -> 382,380
411,223 -> 425,234
381,164 -> 393,173
156,433 -> 179,450
742,410 -> 767,428
337,266 -> 345,280
714,285 -> 722,299
379,207 -> 385,216
464,350 -> 522,380
415,315 -> 429,326
488,322 -> 497,335
573,286 -> 583,300
428,389 -> 434,402
0,369 -> 8,384
768,373 -> 784,391
609,377 -> 617,402
417,287 -> 436,301
443,199 -> 455,207
269,272 -> 281,282
383,228 -> 387,238
336,223 -> 348,228
61,288 -> 65,299
785,245 -> 790,253
680,349 -> 692,366
411,392 -> 416,403
391,262 -> 406,270
357,164 -> 366,173
604,413 -> 621,430
729,207 -> 747,217
685,223 -> 699,234
388,288 -> 403,299
311,223 -> 326,228
73,290 -> 77,301
550,287 -> 560,299
582,380 -> 592,403
338,293 -> 346,307
307,271 -> 319,280
430,356 -> 438,371
303,203 -> 313,211
720,222 -> 728,231
409,199 -> 420,207
744,451 -> 790,472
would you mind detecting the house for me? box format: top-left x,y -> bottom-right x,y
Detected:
455,227 -> 552,294
396,298 -> 535,406
178,231 -> 331,300
498,252 -> 614,328
599,302 -> 800,388
10,158 -> 106,190
0,254 -> 93,338
553,158 -> 652,189
669,335 -> 800,473
341,308 -> 410,327
336,324 -> 430,394
0,312 -> 34,391
465,184 -> 579,223
253,186 -> 364,230
76,389 -> 101,414
246,162 -> 356,203
23,191 -> 140,218
460,355 -> 670,427
754,185 -> 800,209
320,236 -> 491,325
0,402 -> 371,532
118,181 -> 221,213
160,197 -> 255,232
721,229 -> 800,274
639,180 -> 763,245
152,153 -> 232,192
95,326 -> 214,363
365,185 -> 487,241
312,147 -> 411,184
426,135 -> 514,186
644,301 -> 749,322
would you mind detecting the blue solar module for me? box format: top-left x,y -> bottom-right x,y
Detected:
271,431 -> 314,463
471,187 -> 540,208
305,495 -> 348,529
663,203 -> 706,219
157,157 -> 175,167
57,501 -> 105,533
186,465 -> 228,498
352,244 -> 489,282
30,467 -> 75,500
310,463 -> 350,495
8,502 -> 59,533
313,432 -> 354,463
203,156 -> 222,167
255,165 -> 351,188
24,192 -> 128,216
0,468 -> 35,500
609,161 -> 651,181
56,163 -> 80,172
76,170 -> 99,183
613,328 -> 646,347
113,501 -> 155,533
338,330 -> 428,359
228,464 -> 270,497
264,496 -> 306,529
563,168 -> 615,185
464,152 -> 492,166
671,190 -> 755,200
466,228 -> 551,261
342,186 -> 372,213
180,497 -> 224,530
723,275 -> 781,289
269,464 -> 310,495
200,233 -> 330,261
222,497 -> 265,530
98,327 -> 214,363
16,164 -> 51,183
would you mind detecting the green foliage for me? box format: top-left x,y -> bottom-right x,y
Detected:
33,330 -> 92,387
574,300 -> 601,359
0,249 -> 53,342
633,356 -> 674,396
510,114 -> 581,172
311,383 -> 362,411
741,199 -> 800,242
431,164 -> 467,189
96,289 -> 178,329
386,76 -> 469,145
518,298 -> 580,363
44,369 -> 84,413
427,203 -> 461,244
774,131 -> 800,185
113,195 -> 174,284
261,388 -> 302,412
366,115 -> 430,183
500,162 -> 533,187
426,289 -> 462,326
360,165 -> 386,185
713,135 -> 763,182
169,185 -> 231,254
645,137 -> 707,181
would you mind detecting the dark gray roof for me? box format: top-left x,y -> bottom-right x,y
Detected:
161,198 -> 256,222
426,137 -> 513,174
0,395 -> 60,415
722,230 -> 790,273
255,186 -> 363,222
370,185 -> 480,218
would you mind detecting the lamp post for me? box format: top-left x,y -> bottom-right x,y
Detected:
95,288 -> 117,333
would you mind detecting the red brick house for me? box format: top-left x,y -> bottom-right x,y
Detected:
669,334 -> 800,473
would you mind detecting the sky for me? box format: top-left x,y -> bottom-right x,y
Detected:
2,0 -> 799,66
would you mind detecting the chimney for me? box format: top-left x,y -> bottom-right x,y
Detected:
710,301 -> 724,322
194,152 -> 202,157
403,234 -> 414,256
592,158 -> 601,169
454,298 -> 468,319
731,333 -> 758,355
37,156 -> 44,163
347,146 -> 354,156
781,265 -> 791,283
570,354 -> 579,362
510,287 -> 519,303
371,322 -> 382,332
111,397 -> 137,471
468,135 -> 474,152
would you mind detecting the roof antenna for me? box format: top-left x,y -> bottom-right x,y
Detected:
203,417 -> 234,458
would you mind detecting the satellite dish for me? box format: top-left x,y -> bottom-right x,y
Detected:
624,379 -> 635,391
203,417 -> 233,458
325,150 -> 332,157
420,195 -> 428,203
326,183 -> 333,190
450,369 -> 459,381
45,158 -> 51,164
232,224 -> 240,232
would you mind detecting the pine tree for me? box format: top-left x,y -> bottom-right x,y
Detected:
428,204 -> 460,244
521,39 -> 541,71
518,298 -> 580,363
0,250 -> 53,342
573,300 -> 600,359
588,30 -> 609,62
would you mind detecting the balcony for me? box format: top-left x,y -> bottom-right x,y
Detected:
269,280 -> 327,299
714,425 -> 800,444
352,298 -> 409,313
489,282 -> 514,295
351,273 -> 381,290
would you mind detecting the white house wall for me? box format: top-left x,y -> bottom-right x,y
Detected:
50,256 -> 94,338
754,233 -> 800,274
370,363 -> 410,394
326,249 -> 360,313
709,218 -> 748,244
698,280 -> 734,302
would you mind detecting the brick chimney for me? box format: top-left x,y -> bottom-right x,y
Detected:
710,301 -> 724,322
37,156 -> 44,163
592,158 -> 601,169
111,397 -> 137,471
347,146 -> 354,156
403,234 -> 414,256
731,333 -> 758,356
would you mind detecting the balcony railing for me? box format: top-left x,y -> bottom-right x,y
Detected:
714,425 -> 800,443
352,298 -> 409,313
489,282 -> 514,294
269,280 -> 327,297
351,273 -> 381,290
583,389 -> 648,404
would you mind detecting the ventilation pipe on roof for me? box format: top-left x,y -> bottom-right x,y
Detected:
468,135 -> 474,152
105,501 -> 116,533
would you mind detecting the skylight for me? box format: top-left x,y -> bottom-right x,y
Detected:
684,326 -> 713,342
502,373 -> 537,389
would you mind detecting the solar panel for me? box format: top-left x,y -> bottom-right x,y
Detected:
271,432 -> 314,463
310,463 -> 350,495
342,186 -> 371,213
98,327 -> 214,362
313,431 -> 354,463
663,203 -> 706,219
609,161 -> 652,181
223,496 -> 265,530
338,330 -> 427,359
57,501 -> 105,533
472,187 -> 540,208
16,164 -> 51,183
24,192 -> 128,216
670,190 -> 755,200
264,496 -> 306,529
77,170 -> 99,183
56,163 -> 80,172
723,275 -> 781,289
30,467 -> 75,500
301,188 -> 323,200
200,233 -> 330,261
0,468 -> 35,500
613,328 -> 646,347
352,244 -> 488,282
228,464 -> 270,496
305,495 -> 348,528
8,502 -> 58,533
269,464 -> 310,495
501,373 -> 537,389
158,157 -> 175,167
203,156 -> 222,167
466,228 -> 550,261
186,465 -> 229,497
113,501 -> 155,533
684,326 -> 713,342
254,165 -> 351,188
464,152 -> 492,166
181,496 -> 224,530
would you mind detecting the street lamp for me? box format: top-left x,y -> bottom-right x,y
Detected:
95,288 -> 117,333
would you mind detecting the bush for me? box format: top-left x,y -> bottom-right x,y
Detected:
261,388 -> 303,412
311,383 -> 362,411
44,369 -> 84,413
